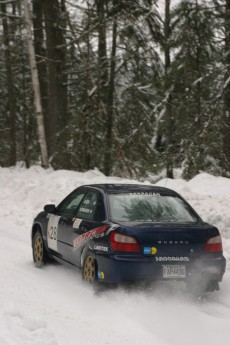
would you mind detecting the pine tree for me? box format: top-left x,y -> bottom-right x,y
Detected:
170,0 -> 222,178
223,0 -> 230,174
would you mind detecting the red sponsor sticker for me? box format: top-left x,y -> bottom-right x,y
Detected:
73,225 -> 109,248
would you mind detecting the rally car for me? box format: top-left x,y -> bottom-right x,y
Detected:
31,184 -> 226,292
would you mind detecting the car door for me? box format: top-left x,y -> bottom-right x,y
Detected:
71,189 -> 107,266
54,188 -> 87,262
56,188 -> 106,266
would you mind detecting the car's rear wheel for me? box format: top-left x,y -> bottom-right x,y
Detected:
32,230 -> 47,267
82,251 -> 97,284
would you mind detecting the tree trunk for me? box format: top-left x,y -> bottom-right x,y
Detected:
104,13 -> 117,176
164,0 -> 174,178
24,0 -> 49,168
32,0 -> 48,136
42,0 -> 58,156
17,0 -> 31,168
42,0 -> 68,163
96,0 -> 110,174
56,0 -> 68,131
1,1 -> 17,166
223,0 -> 230,170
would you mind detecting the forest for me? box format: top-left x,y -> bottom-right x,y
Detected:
0,0 -> 230,180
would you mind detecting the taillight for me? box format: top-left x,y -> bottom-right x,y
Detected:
204,235 -> 223,253
110,232 -> 141,252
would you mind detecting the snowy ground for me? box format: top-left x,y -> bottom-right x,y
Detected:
0,166 -> 230,345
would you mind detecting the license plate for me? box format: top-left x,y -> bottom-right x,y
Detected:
162,265 -> 186,278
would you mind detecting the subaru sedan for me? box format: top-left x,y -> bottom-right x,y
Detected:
31,184 -> 226,292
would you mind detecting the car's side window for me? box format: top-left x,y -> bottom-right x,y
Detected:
57,190 -> 85,216
94,193 -> 106,221
76,191 -> 98,220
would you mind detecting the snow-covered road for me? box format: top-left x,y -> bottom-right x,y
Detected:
1,218 -> 230,345
0,166 -> 230,345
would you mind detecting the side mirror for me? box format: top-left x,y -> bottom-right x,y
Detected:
44,204 -> 56,214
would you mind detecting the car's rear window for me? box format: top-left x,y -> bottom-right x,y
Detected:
108,193 -> 198,223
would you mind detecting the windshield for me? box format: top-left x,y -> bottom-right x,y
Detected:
108,193 -> 198,223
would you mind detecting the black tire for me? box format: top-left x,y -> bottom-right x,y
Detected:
82,250 -> 97,284
32,230 -> 47,267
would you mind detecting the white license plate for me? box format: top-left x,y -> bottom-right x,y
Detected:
162,265 -> 186,278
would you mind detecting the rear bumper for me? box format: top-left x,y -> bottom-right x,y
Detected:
96,253 -> 226,284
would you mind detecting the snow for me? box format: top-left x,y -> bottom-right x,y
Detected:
0,166 -> 230,345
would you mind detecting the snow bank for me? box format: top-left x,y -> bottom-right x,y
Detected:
0,165 -> 139,227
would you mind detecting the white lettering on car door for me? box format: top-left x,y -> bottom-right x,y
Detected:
47,214 -> 60,251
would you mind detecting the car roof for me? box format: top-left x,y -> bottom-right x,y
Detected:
82,183 -> 178,195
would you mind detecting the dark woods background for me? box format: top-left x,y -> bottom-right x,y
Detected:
0,0 -> 230,180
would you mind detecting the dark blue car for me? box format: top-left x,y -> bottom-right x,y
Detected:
31,184 -> 226,292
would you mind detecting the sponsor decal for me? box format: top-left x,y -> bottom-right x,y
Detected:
94,245 -> 109,252
73,224 -> 116,249
79,207 -> 91,213
144,247 -> 158,255
151,247 -> 157,255
73,218 -> 82,229
129,192 -> 160,196
155,256 -> 190,262
97,271 -> 105,280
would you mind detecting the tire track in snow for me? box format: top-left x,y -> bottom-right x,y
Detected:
0,306 -> 57,345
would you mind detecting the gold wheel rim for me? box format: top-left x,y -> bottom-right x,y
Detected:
34,234 -> 43,264
84,256 -> 95,283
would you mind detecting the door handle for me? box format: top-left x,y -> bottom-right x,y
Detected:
73,226 -> 87,234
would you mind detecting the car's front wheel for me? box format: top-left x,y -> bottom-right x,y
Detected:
32,230 -> 47,267
82,250 -> 97,284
